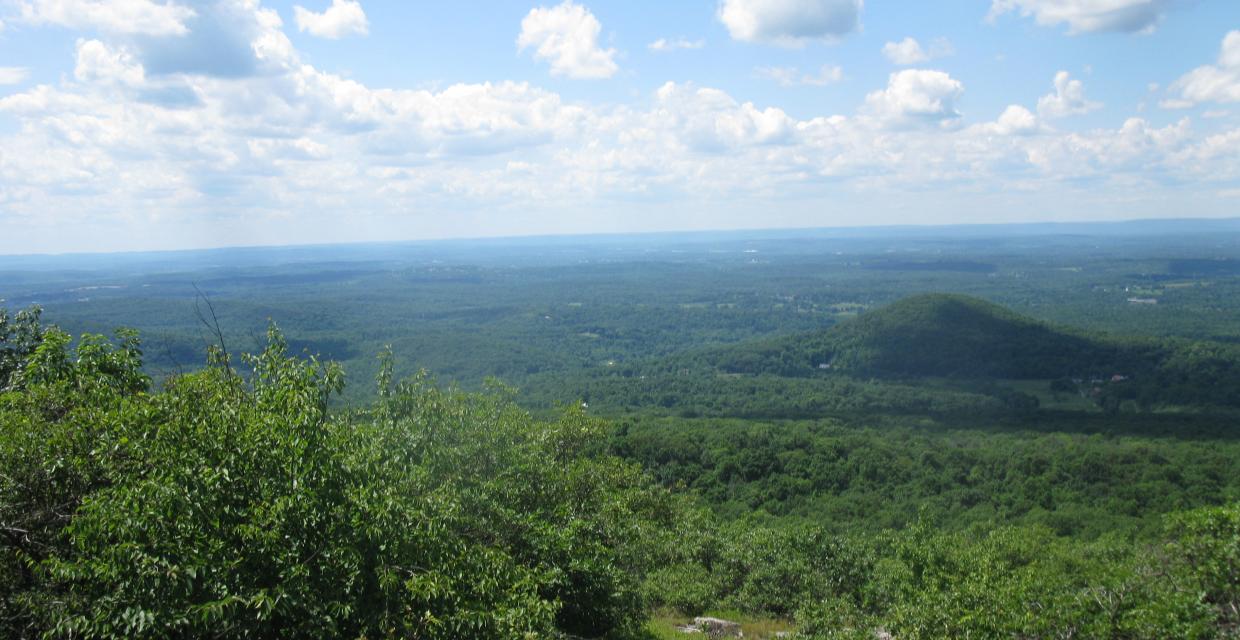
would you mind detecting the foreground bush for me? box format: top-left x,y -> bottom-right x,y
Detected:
1,321 -> 677,638
646,507 -> 1239,639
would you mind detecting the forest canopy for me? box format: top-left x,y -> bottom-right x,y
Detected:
1,314 -> 682,638
2,309 -> 1238,638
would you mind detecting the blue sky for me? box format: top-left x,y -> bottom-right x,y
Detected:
0,0 -> 1238,253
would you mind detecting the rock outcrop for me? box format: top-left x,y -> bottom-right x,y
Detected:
675,616 -> 744,638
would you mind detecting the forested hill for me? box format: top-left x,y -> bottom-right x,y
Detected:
536,294 -> 1240,416
695,293 -> 1145,379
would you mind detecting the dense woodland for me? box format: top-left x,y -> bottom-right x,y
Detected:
3,223 -> 1240,637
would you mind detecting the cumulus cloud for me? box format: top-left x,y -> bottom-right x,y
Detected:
882,37 -> 953,65
47,0 -> 298,80
757,64 -> 843,87
863,69 -> 964,128
74,39 -> 144,85
981,105 -> 1040,135
653,82 -> 797,151
1164,31 -> 1240,108
988,0 -> 1173,34
648,37 -> 704,52
518,1 -> 617,79
718,0 -> 862,46
882,37 -> 926,65
15,0 -> 196,36
3,0 -> 1240,252
1037,71 -> 1101,117
293,0 -> 368,39
0,67 -> 29,85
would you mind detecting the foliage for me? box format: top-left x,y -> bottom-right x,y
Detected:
642,521 -> 870,619
0,305 -> 45,390
794,518 -> 1219,639
611,415 -> 1240,537
0,321 -> 676,639
0,318 -> 155,638
5,225 -> 1240,638
1165,504 -> 1240,632
640,506 -> 1239,639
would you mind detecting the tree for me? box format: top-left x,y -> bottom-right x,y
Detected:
0,306 -> 45,390
2,323 -> 677,638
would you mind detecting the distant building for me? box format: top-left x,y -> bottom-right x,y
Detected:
1127,297 -> 1158,305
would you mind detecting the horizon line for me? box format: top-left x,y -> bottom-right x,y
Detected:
4,214 -> 1240,260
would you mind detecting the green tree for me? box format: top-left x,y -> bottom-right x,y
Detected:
2,323 -> 679,638
0,305 -> 45,390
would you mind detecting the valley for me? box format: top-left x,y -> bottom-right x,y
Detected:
4,220 -> 1240,638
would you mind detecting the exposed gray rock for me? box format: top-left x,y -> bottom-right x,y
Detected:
692,616 -> 743,639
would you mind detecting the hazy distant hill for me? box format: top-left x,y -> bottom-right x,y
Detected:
697,294 -> 1143,380
552,294 -> 1240,416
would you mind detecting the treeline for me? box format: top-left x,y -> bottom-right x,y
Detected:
524,373 -> 1014,419
610,416 -> 1240,538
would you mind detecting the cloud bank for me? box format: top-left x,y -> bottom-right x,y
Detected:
0,0 -> 1238,252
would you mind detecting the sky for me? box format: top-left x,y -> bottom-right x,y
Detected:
0,0 -> 1239,254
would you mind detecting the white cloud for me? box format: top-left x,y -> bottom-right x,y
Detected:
3,0 -> 1240,252
1160,98 -> 1193,109
985,105 -> 1040,135
863,69 -> 964,128
648,37 -> 704,52
1164,31 -> 1240,108
15,0 -> 196,36
74,39 -> 144,85
718,0 -> 862,46
0,67 -> 29,85
988,0 -> 1173,34
1037,71 -> 1101,117
517,1 -> 617,79
757,64 -> 842,87
653,82 -> 797,151
25,0 -> 301,80
293,0 -> 368,39
882,37 -> 953,65
882,37 -> 926,65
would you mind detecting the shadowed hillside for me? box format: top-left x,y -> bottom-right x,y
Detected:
700,294 -> 1145,380
531,294 -> 1240,417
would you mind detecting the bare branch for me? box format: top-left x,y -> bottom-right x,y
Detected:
192,283 -> 234,381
